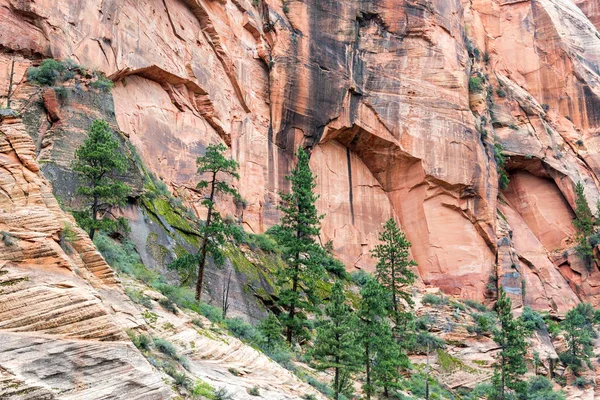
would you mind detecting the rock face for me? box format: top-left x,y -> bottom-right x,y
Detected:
2,0 -> 600,312
0,116 -> 174,399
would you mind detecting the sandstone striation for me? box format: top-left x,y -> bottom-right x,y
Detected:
3,0 -> 600,395
0,116 -> 174,399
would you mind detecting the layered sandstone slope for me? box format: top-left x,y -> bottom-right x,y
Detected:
2,0 -> 600,306
0,116 -> 173,399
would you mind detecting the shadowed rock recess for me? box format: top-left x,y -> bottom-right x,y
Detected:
3,0 -> 600,398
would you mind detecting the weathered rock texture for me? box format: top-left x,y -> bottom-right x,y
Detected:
0,116 -> 174,398
3,0 -> 600,323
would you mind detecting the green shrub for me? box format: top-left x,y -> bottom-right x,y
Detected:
127,331 -> 152,351
158,298 -> 179,314
54,86 -> 68,100
541,103 -> 550,112
264,345 -> 295,371
573,377 -> 588,389
198,302 -> 224,323
125,288 -> 153,309
469,312 -> 496,336
250,233 -> 280,253
527,376 -> 565,400
192,380 -> 215,397
27,59 -> 66,85
225,317 -> 261,342
213,387 -> 234,400
163,362 -> 191,390
1,231 -> 15,247
306,376 -> 333,397
191,318 -> 204,328
94,233 -> 154,282
247,386 -> 260,396
350,270 -> 370,286
153,337 -> 178,358
496,88 -> 507,98
469,77 -> 483,93
463,299 -> 487,312
422,293 -> 449,306
90,74 -> 114,92
521,306 -> 546,332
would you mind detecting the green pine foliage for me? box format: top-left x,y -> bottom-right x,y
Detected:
560,303 -> 596,372
168,143 -> 240,300
356,277 -> 404,399
313,280 -> 361,400
371,218 -> 416,320
491,287 -> 529,399
275,147 -> 326,344
258,312 -> 283,348
573,181 -> 595,269
72,119 -> 131,240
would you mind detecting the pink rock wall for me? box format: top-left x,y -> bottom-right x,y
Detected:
3,0 -> 600,306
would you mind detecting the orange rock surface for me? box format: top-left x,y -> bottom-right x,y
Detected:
1,0 -> 600,311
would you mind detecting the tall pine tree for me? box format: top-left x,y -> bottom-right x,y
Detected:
356,277 -> 402,399
371,218 -> 417,321
371,218 -> 417,359
313,280 -> 361,400
168,143 -> 240,300
574,181 -> 595,269
72,119 -> 131,240
560,303 -> 595,372
275,147 -> 325,343
492,287 -> 528,400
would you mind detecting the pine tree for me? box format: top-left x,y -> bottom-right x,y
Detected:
275,146 -> 326,343
259,312 -> 283,349
574,181 -> 595,268
371,218 -> 417,322
356,277 -> 401,399
313,280 -> 361,400
168,143 -> 240,300
492,287 -> 529,400
72,119 -> 131,240
560,303 -> 595,372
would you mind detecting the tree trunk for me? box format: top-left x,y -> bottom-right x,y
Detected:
221,270 -> 232,319
89,197 -> 98,240
286,271 -> 298,343
500,353 -> 505,400
334,364 -> 339,400
196,172 -> 217,301
365,342 -> 371,400
426,342 -> 430,400
6,58 -> 14,109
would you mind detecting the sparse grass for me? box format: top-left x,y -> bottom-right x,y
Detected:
422,293 -> 449,306
125,288 -> 153,309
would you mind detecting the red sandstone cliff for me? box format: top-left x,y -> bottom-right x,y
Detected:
1,0 -> 600,324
